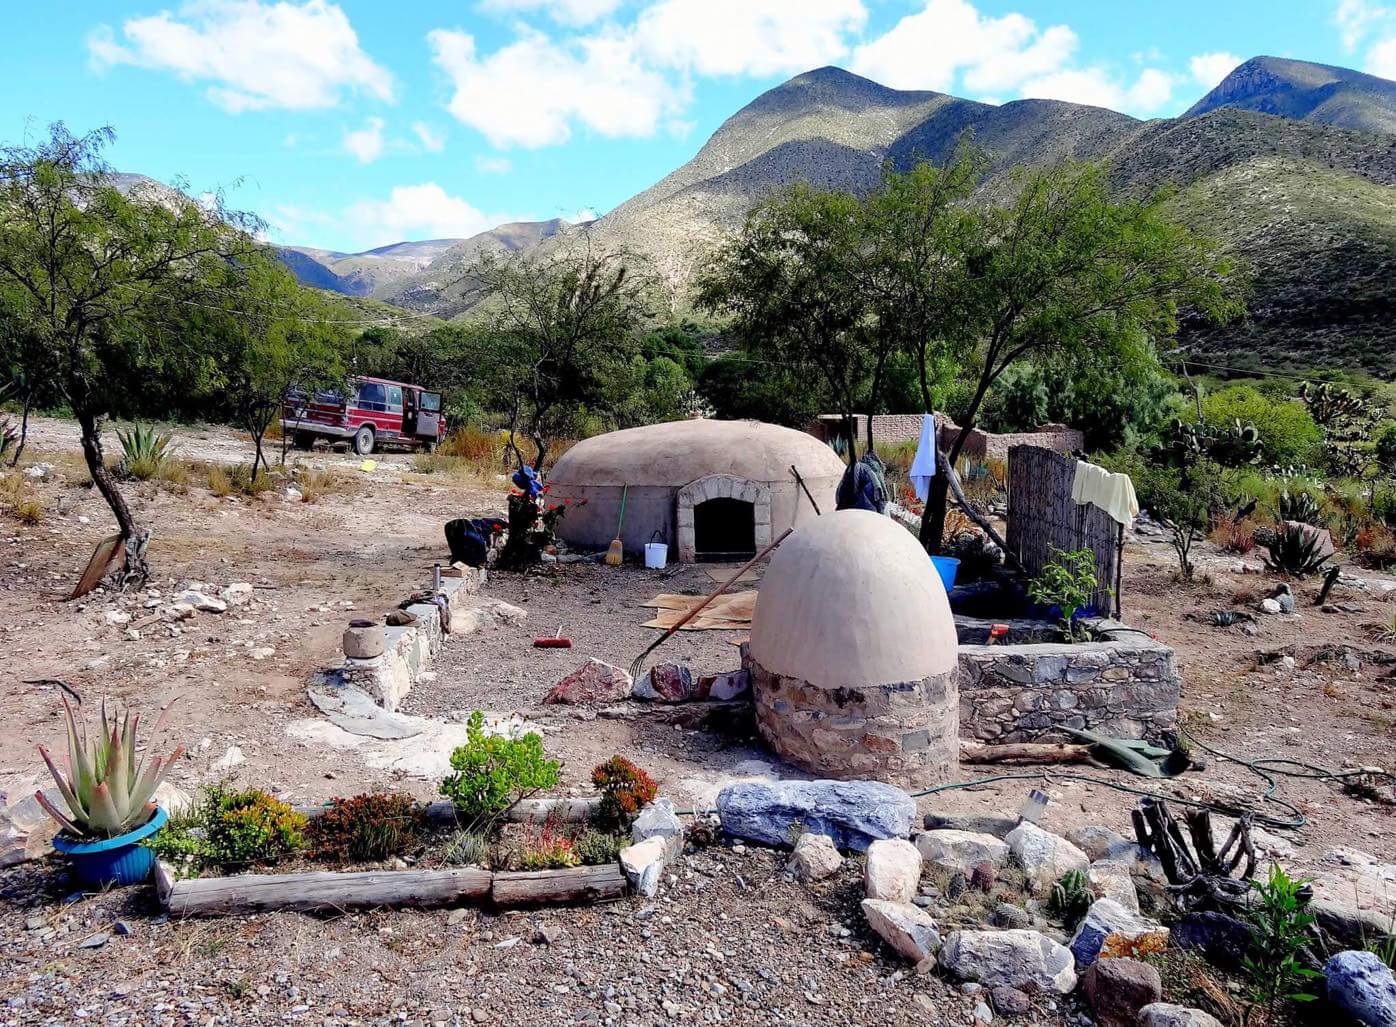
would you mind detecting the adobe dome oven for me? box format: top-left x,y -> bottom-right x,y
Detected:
547,419 -> 844,563
748,510 -> 961,787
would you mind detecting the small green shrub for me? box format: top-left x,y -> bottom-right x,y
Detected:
307,792 -> 423,864
229,463 -> 275,497
145,809 -> 212,876
518,833 -> 581,870
590,756 -> 658,832
1202,385 -> 1322,467
204,786 -> 307,867
441,829 -> 491,867
575,829 -> 624,866
1027,547 -> 1104,640
1377,423 -> 1396,475
117,423 -> 175,480
439,711 -> 560,822
1242,863 -> 1321,1009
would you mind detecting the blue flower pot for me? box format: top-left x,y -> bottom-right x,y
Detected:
52,806 -> 168,888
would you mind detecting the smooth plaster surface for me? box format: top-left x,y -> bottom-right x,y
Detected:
750,509 -> 958,688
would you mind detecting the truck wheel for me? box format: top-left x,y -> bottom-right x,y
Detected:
293,432 -> 315,451
353,426 -> 375,456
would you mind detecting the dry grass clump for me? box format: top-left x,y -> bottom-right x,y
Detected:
294,466 -> 354,504
0,472 -> 43,524
1210,515 -> 1260,554
1356,524 -> 1396,570
203,462 -> 234,497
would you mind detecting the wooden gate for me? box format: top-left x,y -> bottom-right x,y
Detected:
1005,445 -> 1121,616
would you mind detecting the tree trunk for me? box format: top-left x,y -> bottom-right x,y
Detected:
76,408 -> 149,587
9,392 -> 31,467
919,423 -> 973,555
865,412 -> 876,456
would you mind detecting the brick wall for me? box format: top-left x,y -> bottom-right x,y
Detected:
808,414 -> 1082,462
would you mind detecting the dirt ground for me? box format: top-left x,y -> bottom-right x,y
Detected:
2,415 -> 1395,1025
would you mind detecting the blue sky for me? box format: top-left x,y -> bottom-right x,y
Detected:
2,0 -> 1391,253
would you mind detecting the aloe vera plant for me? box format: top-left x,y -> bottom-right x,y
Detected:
35,695 -> 184,838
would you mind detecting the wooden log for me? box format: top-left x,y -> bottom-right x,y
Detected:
162,866 -> 492,917
960,741 -> 1096,766
491,863 -> 628,908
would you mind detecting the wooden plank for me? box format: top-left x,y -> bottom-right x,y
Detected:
491,864 -> 628,908
164,866 -> 492,917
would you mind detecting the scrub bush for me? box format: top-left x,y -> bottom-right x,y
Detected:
440,711 -> 560,822
308,792 -> 423,864
204,786 -> 307,867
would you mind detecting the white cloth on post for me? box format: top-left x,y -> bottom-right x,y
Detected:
909,413 -> 937,503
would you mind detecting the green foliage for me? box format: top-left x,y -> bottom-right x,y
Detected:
1377,422 -> 1396,475
574,829 -> 624,866
116,423 -> 176,480
698,354 -> 826,427
1202,385 -> 1322,467
1263,521 -> 1334,577
1048,869 -> 1095,925
1274,488 -> 1323,526
1242,863 -> 1320,1008
203,786 -> 307,868
1027,548 -> 1104,639
590,756 -> 658,832
144,808 -> 210,875
439,711 -> 560,822
35,695 -> 183,839
307,792 -> 423,864
440,828 -> 490,867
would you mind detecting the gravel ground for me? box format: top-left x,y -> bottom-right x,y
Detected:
0,846 -> 1081,1027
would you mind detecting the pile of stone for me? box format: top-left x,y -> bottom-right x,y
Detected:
543,659 -> 750,706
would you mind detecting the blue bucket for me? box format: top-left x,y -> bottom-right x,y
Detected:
52,806 -> 168,888
931,555 -> 960,593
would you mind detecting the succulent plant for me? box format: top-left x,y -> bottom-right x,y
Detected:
1275,489 -> 1323,526
1263,522 -> 1334,578
35,695 -> 184,839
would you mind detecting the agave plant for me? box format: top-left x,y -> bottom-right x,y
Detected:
116,423 -> 175,480
1274,489 -> 1323,526
35,695 -> 184,838
1263,522 -> 1334,578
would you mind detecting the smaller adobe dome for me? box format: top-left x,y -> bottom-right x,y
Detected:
751,509 -> 958,689
748,510 -> 960,787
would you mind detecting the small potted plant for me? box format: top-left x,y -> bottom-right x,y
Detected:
35,694 -> 184,887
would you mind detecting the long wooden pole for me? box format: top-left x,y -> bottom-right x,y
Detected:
629,528 -> 793,680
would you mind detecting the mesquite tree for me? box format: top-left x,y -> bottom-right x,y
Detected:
0,124 -> 261,585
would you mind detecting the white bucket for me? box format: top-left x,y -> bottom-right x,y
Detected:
644,542 -> 668,570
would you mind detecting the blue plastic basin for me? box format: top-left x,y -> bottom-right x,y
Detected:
931,555 -> 960,593
52,806 -> 168,888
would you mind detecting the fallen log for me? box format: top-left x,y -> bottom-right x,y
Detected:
960,741 -> 1098,766
491,864 -> 628,908
160,863 -> 492,917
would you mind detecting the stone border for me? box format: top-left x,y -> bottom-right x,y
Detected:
675,473 -> 772,563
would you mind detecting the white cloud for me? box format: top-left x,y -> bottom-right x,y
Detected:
1188,52 -> 1243,89
346,183 -> 514,246
412,122 -> 446,152
1336,0 -> 1396,78
87,0 -> 393,113
567,207 -> 599,223
428,26 -> 685,148
851,0 -> 1173,114
342,116 -> 386,163
474,155 -> 513,175
479,0 -> 624,26
634,0 -> 866,78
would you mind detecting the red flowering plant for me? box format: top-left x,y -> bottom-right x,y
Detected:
590,755 -> 658,832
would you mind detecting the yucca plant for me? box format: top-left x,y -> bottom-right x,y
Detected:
1263,521 -> 1333,578
116,423 -> 175,480
35,695 -> 184,838
1275,488 -> 1323,526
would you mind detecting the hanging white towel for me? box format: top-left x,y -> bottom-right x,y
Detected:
1071,460 -> 1139,527
909,412 -> 937,502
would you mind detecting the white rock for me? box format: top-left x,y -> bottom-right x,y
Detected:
1069,898 -> 1169,967
1138,1003 -> 1223,1027
249,647 -> 274,661
861,899 -> 942,962
939,929 -> 1078,994
1088,860 -> 1139,913
177,590 -> 227,614
620,836 -> 667,898
1260,598 -> 1282,615
632,799 -> 683,862
864,838 -> 922,902
219,582 -> 254,606
790,833 -> 842,882
1006,822 -> 1089,896
160,603 -> 196,622
103,610 -> 131,626
213,745 -> 245,771
915,829 -> 1010,873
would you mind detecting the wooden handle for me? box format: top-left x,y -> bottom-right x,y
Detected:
658,528 -> 791,642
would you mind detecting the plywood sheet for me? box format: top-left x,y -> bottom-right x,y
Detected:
639,590 -> 758,630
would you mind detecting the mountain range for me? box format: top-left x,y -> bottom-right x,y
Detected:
281,55 -> 1396,374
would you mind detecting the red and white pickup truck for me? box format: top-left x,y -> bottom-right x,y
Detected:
281,375 -> 446,455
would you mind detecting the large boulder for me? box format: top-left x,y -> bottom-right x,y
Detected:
939,929 -> 1078,994
790,833 -> 842,882
865,838 -> 922,902
1069,898 -> 1169,968
1138,1003 -> 1223,1027
1171,911 -> 1252,970
716,779 -> 916,852
543,658 -> 634,705
1310,848 -> 1396,945
915,829 -> 1010,874
1006,822 -> 1089,895
1083,957 -> 1163,1027
861,899 -> 942,962
1088,861 -> 1139,913
1325,950 -> 1396,1027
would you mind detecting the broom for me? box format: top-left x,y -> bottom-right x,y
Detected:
629,527 -> 792,681
604,484 -> 628,566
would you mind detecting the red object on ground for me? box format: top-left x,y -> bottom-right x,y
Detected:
533,637 -> 573,648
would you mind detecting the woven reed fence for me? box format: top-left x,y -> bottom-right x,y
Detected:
1005,445 -> 1122,616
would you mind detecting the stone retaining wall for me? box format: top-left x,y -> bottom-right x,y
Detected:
955,621 -> 1179,743
751,665 -> 959,788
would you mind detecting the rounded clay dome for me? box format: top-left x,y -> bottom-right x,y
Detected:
750,509 -> 958,689
548,419 -> 846,487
